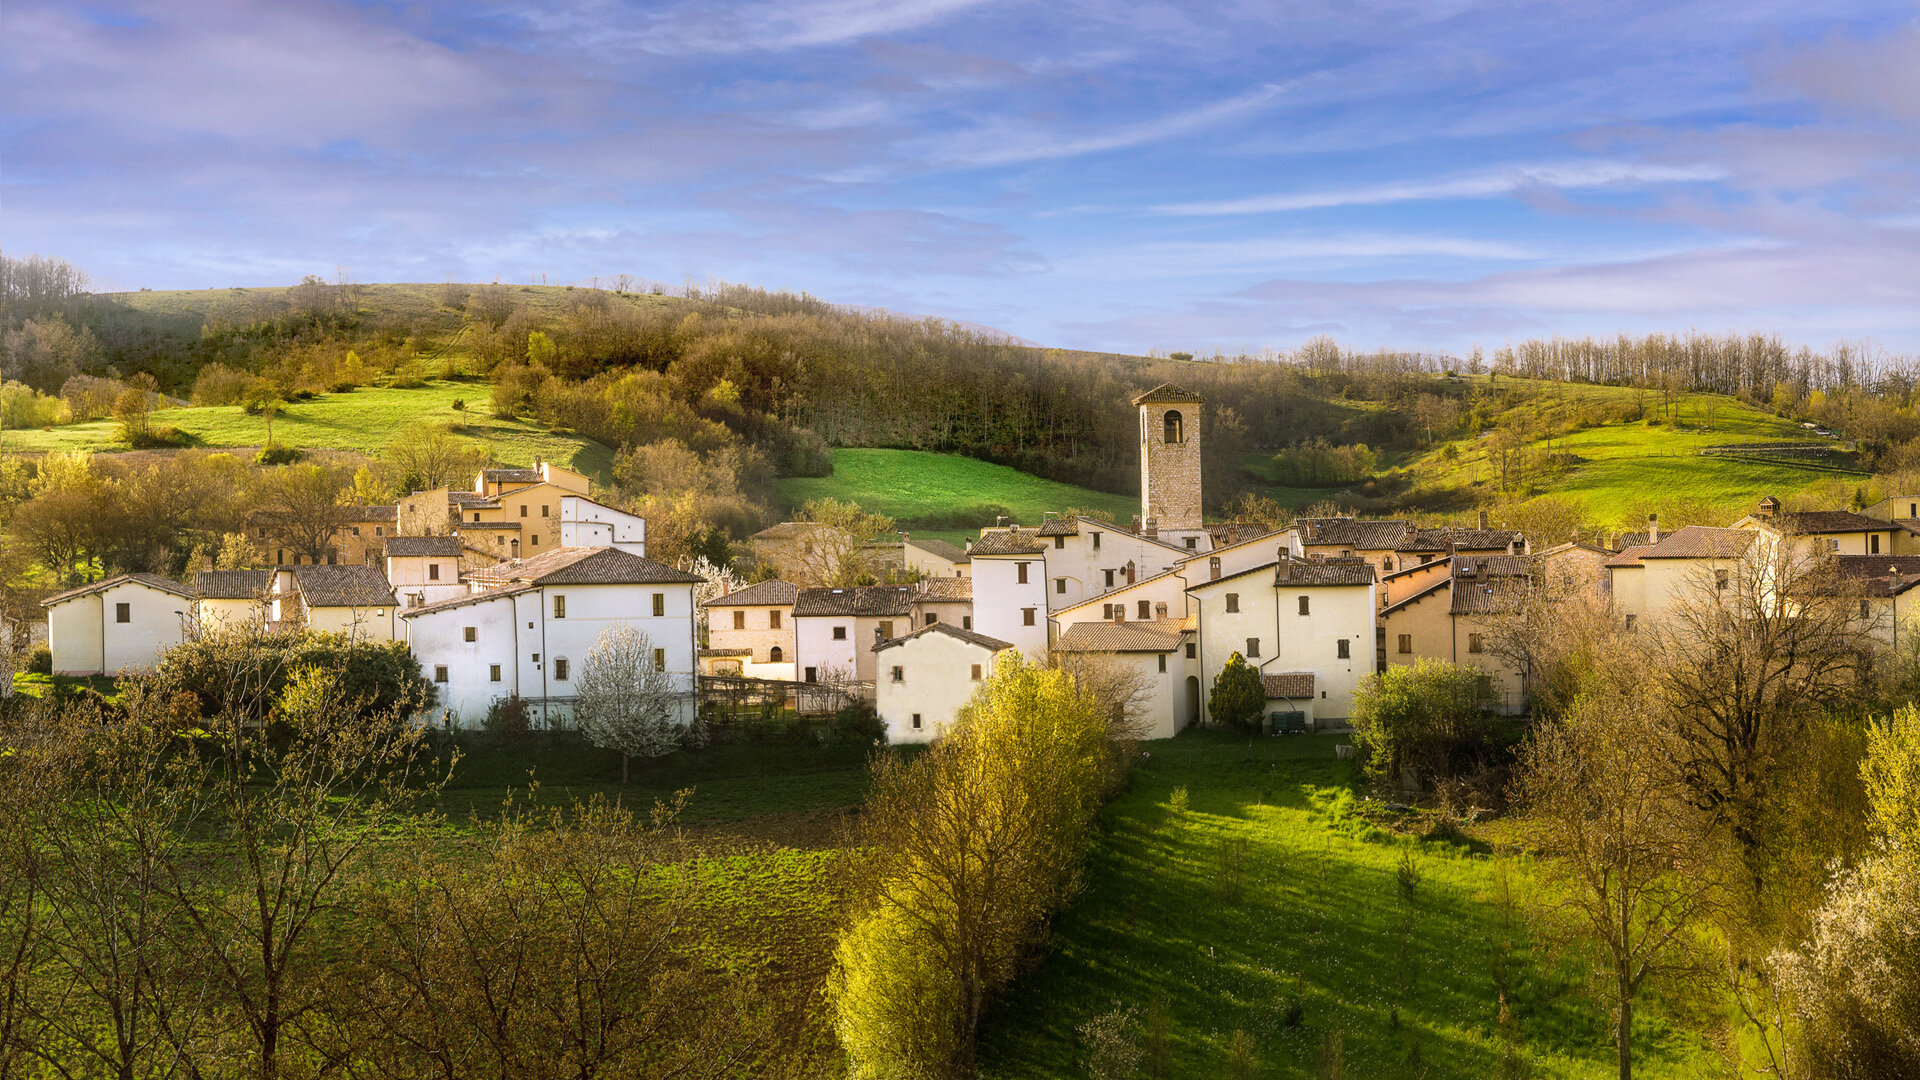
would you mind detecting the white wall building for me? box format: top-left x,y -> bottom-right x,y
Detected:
559,495 -> 648,556
965,529 -> 1050,660
1053,618 -> 1197,739
384,536 -> 468,609
44,574 -> 194,675
401,546 -> 704,728
1186,556 -> 1377,727
792,585 -> 915,686
191,569 -> 272,632
872,623 -> 1012,743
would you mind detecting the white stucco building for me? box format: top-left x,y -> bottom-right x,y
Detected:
872,623 -> 1014,743
1186,555 -> 1377,727
43,574 -> 194,676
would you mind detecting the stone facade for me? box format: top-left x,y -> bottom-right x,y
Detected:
1134,384 -> 1204,534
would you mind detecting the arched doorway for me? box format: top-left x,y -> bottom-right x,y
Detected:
1184,675 -> 1201,728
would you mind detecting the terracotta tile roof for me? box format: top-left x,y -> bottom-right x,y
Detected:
1293,517 -> 1414,549
906,537 -> 971,563
483,467 -> 541,484
872,621 -> 1014,654
1275,557 -> 1376,586
1053,620 -> 1187,653
1452,555 -> 1532,579
457,522 -> 523,531
291,565 -> 396,608
343,504 -> 397,522
914,577 -> 974,602
751,521 -> 829,540
1830,556 -> 1920,596
466,546 -> 705,586
192,569 -> 271,600
1450,578 -> 1530,616
968,528 -> 1046,556
1612,530 -> 1652,550
1035,515 -> 1081,536
44,573 -> 193,606
1638,526 -> 1756,559
703,579 -> 799,607
401,584 -> 534,618
1262,672 -> 1315,699
447,491 -> 494,507
793,585 -> 915,617
1206,523 -> 1282,548
1382,557 -> 1450,581
1130,383 -> 1206,405
383,536 -> 464,558
1398,527 -> 1526,552
1604,544 -> 1656,569
700,648 -> 752,657
1767,510 -> 1888,534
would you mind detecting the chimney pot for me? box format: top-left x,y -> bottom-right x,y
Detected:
1478,510 -> 1489,529
1648,513 -> 1660,545
1155,601 -> 1169,619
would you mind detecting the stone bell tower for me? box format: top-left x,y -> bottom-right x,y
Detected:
1132,383 -> 1204,533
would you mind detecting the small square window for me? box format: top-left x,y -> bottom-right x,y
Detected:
541,505 -> 549,517
1157,654 -> 1167,673
652,648 -> 665,669
925,613 -> 938,625
520,505 -> 528,517
1186,643 -> 1196,659
489,664 -> 501,682
530,534 -> 538,546
1023,608 -> 1036,626
463,626 -> 477,642
1225,593 -> 1239,613
1337,639 -> 1350,659
769,610 -> 781,629
1397,634 -> 1412,654
434,665 -> 448,683
1092,532 -> 1101,549
553,595 -> 566,618
1053,535 -> 1065,549
1137,600 -> 1151,619
1184,537 -> 1197,549
911,713 -> 922,729
1104,569 -> 1115,588
1298,596 -> 1311,616
963,616 -> 973,630
805,666 -> 817,683
1468,633 -> 1484,654
833,626 -> 847,640
1056,578 -> 1067,594
1104,604 -> 1116,619
429,564 -> 440,581
970,663 -> 982,681
1246,637 -> 1261,658
115,602 -> 130,623
1017,562 -> 1029,584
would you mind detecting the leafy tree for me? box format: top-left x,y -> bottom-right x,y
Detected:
1348,659 -> 1501,793
156,628 -> 436,722
251,463 -> 352,565
1208,651 -> 1264,732
573,625 -> 682,782
110,372 -> 159,446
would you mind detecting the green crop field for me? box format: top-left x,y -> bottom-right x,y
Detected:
774,448 -> 1139,544
979,730 -> 1720,1079
0,380 -> 617,482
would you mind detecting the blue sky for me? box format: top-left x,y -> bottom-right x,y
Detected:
4,1 -> 1917,355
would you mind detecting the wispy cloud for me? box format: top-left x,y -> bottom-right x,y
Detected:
929,81 -> 1295,168
1154,161 -> 1728,216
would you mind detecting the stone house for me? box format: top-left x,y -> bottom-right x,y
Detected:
1377,555 -> 1533,712
701,578 -> 798,678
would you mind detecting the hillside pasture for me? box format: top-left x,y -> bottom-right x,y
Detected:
979,731 -> 1721,1079
774,448 -> 1140,543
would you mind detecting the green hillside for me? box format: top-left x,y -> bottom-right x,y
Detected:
774,448 -> 1139,544
0,380 -> 617,481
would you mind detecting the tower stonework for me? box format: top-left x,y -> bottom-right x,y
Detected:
1132,383 -> 1205,533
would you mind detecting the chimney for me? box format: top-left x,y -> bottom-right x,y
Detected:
964,538 -> 973,551
1155,601 -> 1169,620
1144,516 -> 1158,539
1113,606 -> 1125,623
874,628 -> 886,647
1477,510 -> 1489,530
1210,556 -> 1221,581
1758,495 -> 1780,518
1647,513 -> 1660,545
1131,514 -> 1142,533
1125,560 -> 1136,586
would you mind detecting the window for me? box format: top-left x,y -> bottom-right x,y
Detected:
1624,614 -> 1638,632
1102,603 -> 1114,619
520,505 -> 528,517
1382,557 -> 1394,572
1092,532 -> 1101,550
473,513 -> 480,522
769,610 -> 782,629
963,616 -> 973,630
434,665 -> 448,683
1017,562 -> 1029,584
1298,596 -> 1311,616
970,663 -> 982,681
1468,633 -> 1484,654
1872,534 -> 1882,554
832,626 -> 847,640
1054,535 -> 1065,549
652,648 -> 665,669
1398,634 -> 1412,654
350,526 -> 360,537
1138,600 -> 1152,619
489,664 -> 501,682
925,613 -> 938,625
1186,643 -> 1196,659
530,535 -> 538,546
891,665 -> 904,683
911,713 -> 922,730
1023,608 -> 1036,626
804,666 -> 817,683
1105,569 -> 1116,587
1715,569 -> 1730,592
1185,537 -> 1197,549
1163,410 -> 1183,444
652,592 -> 665,617
1056,578 -> 1067,594
1828,538 -> 1840,552
553,595 -> 566,618
428,563 -> 441,581
464,626 -> 477,642
878,621 -> 893,640
769,646 -> 783,662
1337,639 -> 1350,660
1861,599 -> 1871,619
1225,593 -> 1239,613
114,602 -> 130,623
1420,554 -> 1433,564
733,610 -> 746,630
541,505 -> 549,517
1158,654 -> 1167,673
1246,637 -> 1261,658
554,658 -> 569,680
376,527 -> 383,537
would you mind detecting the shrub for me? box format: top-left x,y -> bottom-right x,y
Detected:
1208,651 -> 1265,732
1349,659 -> 1503,795
156,629 -> 436,721
25,644 -> 53,676
1078,1007 -> 1144,1080
255,442 -> 299,466
450,398 -> 466,411
482,692 -> 533,741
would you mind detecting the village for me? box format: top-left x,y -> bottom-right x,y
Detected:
35,381 -> 1920,748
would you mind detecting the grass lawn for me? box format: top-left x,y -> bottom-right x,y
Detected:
978,730 -> 1721,1079
774,448 -> 1138,545
0,380 -> 617,484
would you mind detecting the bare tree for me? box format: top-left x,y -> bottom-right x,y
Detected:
574,625 -> 682,782
1518,683 -> 1721,1080
252,463 -> 353,564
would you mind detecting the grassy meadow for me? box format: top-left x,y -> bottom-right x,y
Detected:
979,731 -> 1722,1079
0,379 -> 618,482
774,447 -> 1140,543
